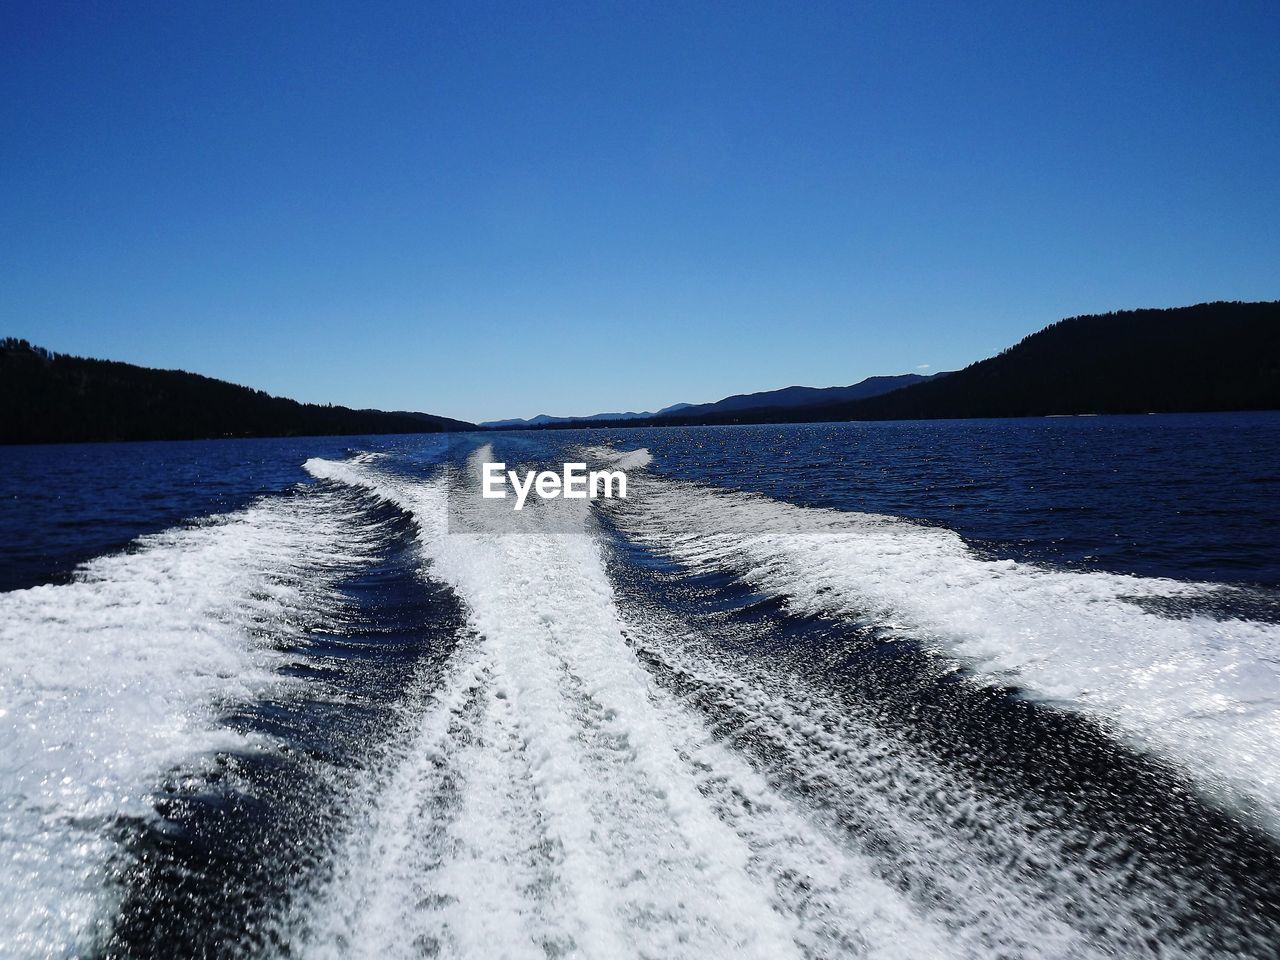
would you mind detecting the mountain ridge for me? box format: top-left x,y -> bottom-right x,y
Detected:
1,338 -> 473,444
481,403 -> 693,429
481,374 -> 940,428
657,373 -> 945,420
640,301 -> 1280,426
509,301 -> 1279,429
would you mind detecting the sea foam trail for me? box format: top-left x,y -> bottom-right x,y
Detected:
294,451 -> 954,960
0,487 -> 380,957
610,561 -> 1280,958
608,470 -> 1280,820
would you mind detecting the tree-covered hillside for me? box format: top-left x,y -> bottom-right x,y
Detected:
1,340 -> 471,443
631,301 -> 1278,427
815,301 -> 1279,421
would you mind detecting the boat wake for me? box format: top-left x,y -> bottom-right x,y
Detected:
287,447 -> 1280,959
294,450 -> 950,959
5,443 -> 1280,958
0,482 -> 391,955
607,468 -> 1280,823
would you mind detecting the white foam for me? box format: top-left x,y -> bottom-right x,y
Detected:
613,583 -> 1258,959
610,476 -> 1280,820
0,489 -> 377,955
292,456 -> 959,960
583,445 -> 653,471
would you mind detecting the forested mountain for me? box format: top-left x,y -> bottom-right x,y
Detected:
1,340 -> 472,444
11,301 -> 1275,443
482,403 -> 693,428
635,301 -> 1277,426
656,373 -> 944,421
811,301 -> 1280,421
482,375 -> 940,429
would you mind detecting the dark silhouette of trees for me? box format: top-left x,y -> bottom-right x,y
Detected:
518,301 -> 1277,430
807,301 -> 1280,422
1,339 -> 471,444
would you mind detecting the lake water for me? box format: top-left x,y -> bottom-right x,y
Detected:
2,412 -> 1279,958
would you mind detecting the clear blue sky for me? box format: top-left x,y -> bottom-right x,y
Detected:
3,1 -> 1277,422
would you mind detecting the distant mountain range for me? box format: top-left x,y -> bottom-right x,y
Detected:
1,339 -> 472,444
504,301 -> 1279,429
646,373 -> 946,420
481,404 -> 695,428
774,300 -> 1280,424
481,373 -> 943,428
8,300 -> 1277,445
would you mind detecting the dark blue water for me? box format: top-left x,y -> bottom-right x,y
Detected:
569,412 -> 1280,587
0,434 -> 441,592
5,412 -> 1280,958
6,413 -> 1276,593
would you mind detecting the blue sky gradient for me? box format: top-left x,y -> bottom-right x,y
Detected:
3,1 -> 1277,422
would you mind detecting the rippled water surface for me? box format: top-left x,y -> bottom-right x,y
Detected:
2,413 -> 1279,958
